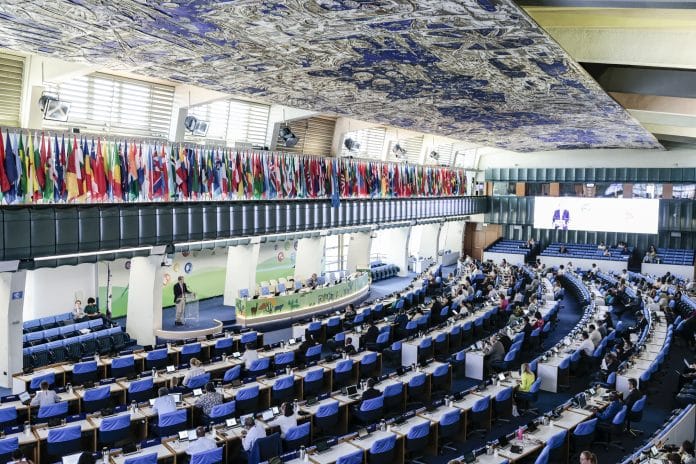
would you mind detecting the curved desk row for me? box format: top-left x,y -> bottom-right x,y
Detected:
235,273 -> 370,325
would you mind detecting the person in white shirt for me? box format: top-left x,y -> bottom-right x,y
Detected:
152,387 -> 177,415
182,358 -> 206,387
30,381 -> 60,407
185,426 -> 218,456
241,416 -> 266,452
241,344 -> 259,370
72,300 -> 85,321
578,332 -> 595,357
267,402 -> 297,438
588,324 -> 602,348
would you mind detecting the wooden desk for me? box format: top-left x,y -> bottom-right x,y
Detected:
309,441 -> 362,464
109,443 -> 174,464
349,430 -> 403,464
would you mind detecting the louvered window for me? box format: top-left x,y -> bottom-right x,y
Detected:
427,143 -> 455,166
185,98 -> 270,147
276,116 -> 336,155
388,136 -> 423,163
45,72 -> 174,138
340,127 -> 386,160
0,53 -> 24,127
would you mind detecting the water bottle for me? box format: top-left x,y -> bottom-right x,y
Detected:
66,383 -> 73,394
24,421 -> 30,435
103,447 -> 110,461
152,367 -> 157,378
94,353 -> 99,363
293,399 -> 299,412
225,331 -> 231,339
285,366 -> 291,375
131,400 -> 137,413
380,419 -> 387,432
299,445 -> 306,460
517,426 -> 523,441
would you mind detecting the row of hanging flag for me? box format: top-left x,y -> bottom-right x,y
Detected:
0,129 -> 467,204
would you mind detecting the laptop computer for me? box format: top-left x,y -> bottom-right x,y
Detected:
315,440 -> 331,453
498,434 -> 509,447
62,453 -> 83,464
225,418 -> 239,428
166,365 -> 175,373
261,409 -> 274,421
193,388 -> 203,397
498,373 -> 506,382
357,428 -> 369,439
172,393 -> 182,403
18,392 -> 30,404
288,338 -> 296,345
345,385 -> 358,398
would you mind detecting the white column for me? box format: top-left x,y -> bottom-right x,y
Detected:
0,271 -> 27,390
223,244 -> 261,307
126,256 -> 164,347
373,227 -> 410,277
346,232 -> 372,273
294,237 -> 326,281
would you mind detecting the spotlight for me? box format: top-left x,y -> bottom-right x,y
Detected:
184,115 -> 209,137
429,151 -> 439,161
39,92 -> 70,122
279,126 -> 299,148
392,143 -> 407,156
344,137 -> 360,152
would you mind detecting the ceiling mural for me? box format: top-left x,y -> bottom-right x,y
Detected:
0,0 -> 661,152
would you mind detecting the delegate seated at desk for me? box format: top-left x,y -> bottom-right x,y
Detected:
182,358 -> 206,387
267,402 -> 297,439
361,379 -> 381,402
361,322 -> 379,349
483,336 -> 505,373
195,382 -> 223,416
186,426 -> 217,456
241,344 -> 259,370
241,416 -> 266,455
152,387 -> 177,415
30,381 -> 60,407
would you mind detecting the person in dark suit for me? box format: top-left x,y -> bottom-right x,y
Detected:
521,316 -> 533,342
362,321 -> 379,349
623,378 -> 642,411
430,297 -> 444,324
343,337 -> 357,355
360,378 -> 381,401
173,276 -> 193,326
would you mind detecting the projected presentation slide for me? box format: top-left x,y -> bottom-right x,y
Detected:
534,197 -> 659,234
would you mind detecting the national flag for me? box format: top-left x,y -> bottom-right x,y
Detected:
4,131 -> 18,202
43,134 -> 55,201
17,133 -> 27,200
94,139 -> 107,200
0,130 -> 9,196
331,158 -> 340,208
65,136 -> 80,201
54,136 -> 65,201
36,133 -> 47,193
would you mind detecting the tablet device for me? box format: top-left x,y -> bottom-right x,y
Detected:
178,430 -> 188,440
193,388 -> 203,396
18,392 -> 30,403
166,365 -> 175,373
62,453 -> 82,464
173,393 -> 182,403
272,406 -> 280,415
357,428 -> 368,439
232,352 -> 241,358
289,338 -> 296,345
498,373 -> 506,381
149,398 -> 156,406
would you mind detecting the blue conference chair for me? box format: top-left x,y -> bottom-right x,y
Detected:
283,422 -> 310,451
236,385 -> 259,416
431,363 -> 450,396
38,401 -> 69,421
494,386 -> 514,423
29,371 -> 55,392
184,373 -> 211,390
326,317 -> 342,338
383,341 -> 402,368
627,395 -> 647,436
467,396 -> 490,438
305,344 -> 323,364
190,447 -> 223,464
305,322 -> 322,341
359,352 -> 378,380
408,373 -> 427,405
206,401 -> 236,425
47,425 -> 82,459
337,450 -> 363,464
145,349 -> 169,370
383,382 -> 404,414
83,385 -> 112,413
222,366 -> 241,384
180,343 -> 202,365
302,368 -> 324,397
240,331 -> 258,348
0,406 -> 17,429
213,338 -> 234,358
354,395 -> 383,425
572,418 -> 597,454
271,375 -> 295,405
368,433 -> 396,464
518,378 -> 542,415
438,409 -> 462,454
111,355 -> 136,378
72,360 -> 99,385
0,436 -> 18,464
333,360 -> 354,390
99,413 -> 131,447
546,429 -> 567,462
247,358 -> 270,377
405,421 -> 430,463
314,400 -> 339,434
274,351 -> 295,371
155,409 -> 187,437
124,452 -> 158,464
249,433 -> 282,464
128,377 -> 154,403
534,445 -> 550,464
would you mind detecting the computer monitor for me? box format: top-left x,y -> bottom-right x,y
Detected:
172,393 -> 182,403
261,409 -> 274,421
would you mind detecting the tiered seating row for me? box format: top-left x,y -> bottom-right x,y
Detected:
369,261 -> 400,281
22,312 -> 74,332
23,319 -> 106,347
541,242 -> 631,262
653,248 -> 695,266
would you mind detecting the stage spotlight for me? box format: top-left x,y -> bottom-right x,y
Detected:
279,126 -> 299,147
184,115 -> 209,137
344,137 -> 360,152
429,151 -> 439,161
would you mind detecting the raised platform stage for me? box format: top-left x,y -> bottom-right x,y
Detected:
154,319 -> 224,340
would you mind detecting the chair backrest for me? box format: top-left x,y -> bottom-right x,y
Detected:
306,344 -> 323,358
124,452 -> 158,464
316,400 -> 339,418
0,406 -> 17,424
146,348 -> 168,361
84,385 -> 111,402
0,436 -> 18,456
129,377 -> 154,393
209,401 -> 235,419
272,375 -> 294,391
472,396 -> 490,413
409,373 -> 426,388
223,366 -> 241,383
190,447 -> 223,464
496,386 -> 513,402
336,450 -> 363,464
182,343 -> 202,355
30,371 -> 55,390
407,421 -> 430,440
613,405 -> 628,425
284,422 -> 310,441
360,395 -> 384,412
236,385 -> 259,401
47,424 -> 81,443
547,429 -> 566,449
573,418 -> 597,437
186,373 -> 211,389
440,409 -> 461,427
418,337 -> 432,350
240,331 -> 257,344
100,413 -> 131,432
249,358 -> 270,372
275,351 -> 294,366
73,360 -> 98,375
534,445 -> 550,464
304,368 -> 323,383
361,352 -> 377,365
335,359 -> 353,373
215,338 -> 234,350
158,409 -> 187,427
631,395 -> 647,413
38,401 -> 68,419
370,433 -> 396,454
112,355 -> 135,370
383,382 -> 403,398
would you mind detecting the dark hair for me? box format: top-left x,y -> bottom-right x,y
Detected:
628,378 -> 637,389
683,440 -> 695,456
87,297 -> 96,304
666,452 -> 682,464
582,332 -> 589,339
11,450 -> 23,460
77,452 -> 96,464
284,402 -> 294,417
205,382 -> 216,393
40,381 -> 49,390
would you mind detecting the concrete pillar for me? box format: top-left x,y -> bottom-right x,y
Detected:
346,232 -> 372,273
294,237 -> 326,282
125,256 -> 164,347
223,244 -> 261,307
0,271 -> 27,391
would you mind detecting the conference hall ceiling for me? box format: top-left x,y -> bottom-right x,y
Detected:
0,0 -> 661,152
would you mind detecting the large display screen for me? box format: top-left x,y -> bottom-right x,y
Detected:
533,197 -> 659,234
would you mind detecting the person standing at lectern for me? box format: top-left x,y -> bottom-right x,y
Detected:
174,276 -> 193,326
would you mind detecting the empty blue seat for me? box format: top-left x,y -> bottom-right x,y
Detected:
83,385 -> 111,413
99,413 -> 131,446
47,424 -> 81,458
124,452 -> 158,464
190,447 -> 223,464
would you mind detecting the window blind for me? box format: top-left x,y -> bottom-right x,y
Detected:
0,53 -> 24,128
185,98 -> 270,147
388,135 -> 423,163
340,127 -> 386,160
276,116 -> 336,155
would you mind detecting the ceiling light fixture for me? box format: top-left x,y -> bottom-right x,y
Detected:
279,126 -> 299,148
39,92 -> 70,122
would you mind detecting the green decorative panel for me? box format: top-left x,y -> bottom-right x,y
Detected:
564,168 -> 575,182
636,168 -> 649,182
78,207 -> 101,252
526,169 -> 536,182
683,168 -> 696,182
499,168 -> 509,181
119,207 -> 140,247
658,168 -> 671,182
555,168 -> 566,182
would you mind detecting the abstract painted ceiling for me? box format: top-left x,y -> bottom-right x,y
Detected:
0,0 -> 661,152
